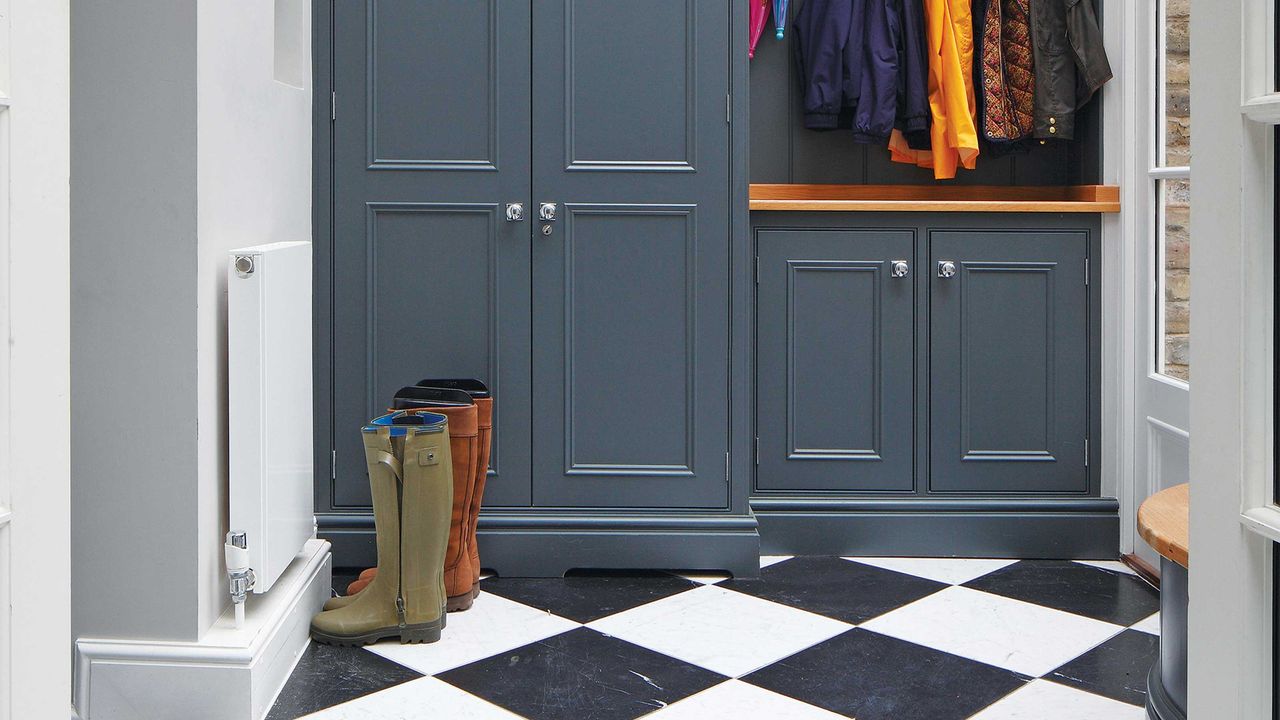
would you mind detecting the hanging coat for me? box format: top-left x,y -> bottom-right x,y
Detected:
852,0 -> 903,142
894,0 -> 932,148
793,0 -> 865,130
980,0 -> 1036,143
750,0 -> 771,59
793,0 -> 907,142
888,0 -> 980,179
1029,0 -> 1112,140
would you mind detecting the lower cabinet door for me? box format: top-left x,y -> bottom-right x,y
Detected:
756,229 -> 916,492
929,230 -> 1090,493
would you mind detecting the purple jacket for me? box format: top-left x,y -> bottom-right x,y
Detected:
793,0 -> 864,130
793,0 -> 930,143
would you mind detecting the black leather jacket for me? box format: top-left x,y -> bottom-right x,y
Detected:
1029,0 -> 1112,140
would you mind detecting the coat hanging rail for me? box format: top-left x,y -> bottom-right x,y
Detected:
749,184 -> 1121,213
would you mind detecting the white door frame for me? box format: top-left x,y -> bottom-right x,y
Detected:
1188,0 -> 1277,716
1099,0 -> 1192,570
1127,0 -> 1193,572
1,1 -> 72,718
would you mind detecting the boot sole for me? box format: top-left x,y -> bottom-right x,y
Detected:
310,616 -> 446,647
446,585 -> 481,613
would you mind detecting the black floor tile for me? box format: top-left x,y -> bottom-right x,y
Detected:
963,561 -> 1159,626
481,569 -> 700,623
719,556 -> 947,624
744,628 -> 1030,720
436,626 -> 727,720
1046,629 -> 1159,706
266,641 -> 422,720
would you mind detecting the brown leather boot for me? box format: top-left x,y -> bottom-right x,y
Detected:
335,387 -> 480,612
416,379 -> 492,588
468,395 -> 492,585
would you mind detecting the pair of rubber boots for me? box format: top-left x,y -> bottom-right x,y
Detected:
310,411 -> 453,645
326,379 -> 492,615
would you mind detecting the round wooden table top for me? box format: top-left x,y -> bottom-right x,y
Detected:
1138,483 -> 1189,569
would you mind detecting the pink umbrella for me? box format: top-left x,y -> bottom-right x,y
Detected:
749,0 -> 771,59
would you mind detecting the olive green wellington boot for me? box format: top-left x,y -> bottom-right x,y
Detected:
311,412 -> 453,645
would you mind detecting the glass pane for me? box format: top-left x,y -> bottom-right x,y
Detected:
1158,177 -> 1191,381
1161,0 -> 1191,166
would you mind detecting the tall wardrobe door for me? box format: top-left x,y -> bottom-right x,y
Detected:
530,0 -> 732,508
929,231 -> 1090,493
756,229 -> 916,493
330,0 -> 533,508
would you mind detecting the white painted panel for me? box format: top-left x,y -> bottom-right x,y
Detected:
1133,416 -> 1190,568
272,0 -> 306,89
8,0 -> 70,716
229,241 -> 314,593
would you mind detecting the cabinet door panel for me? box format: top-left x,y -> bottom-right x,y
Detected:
756,229 -> 916,492
929,231 -> 1089,493
530,0 -> 731,508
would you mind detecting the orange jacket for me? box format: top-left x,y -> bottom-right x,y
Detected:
888,0 -> 980,180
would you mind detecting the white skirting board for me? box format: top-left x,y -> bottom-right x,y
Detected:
74,539 -> 331,720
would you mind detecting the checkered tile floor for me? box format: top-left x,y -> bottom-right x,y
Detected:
267,557 -> 1160,720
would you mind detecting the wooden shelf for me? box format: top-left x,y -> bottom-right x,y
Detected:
1138,483 -> 1189,569
749,184 -> 1121,213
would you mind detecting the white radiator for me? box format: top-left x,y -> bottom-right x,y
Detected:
228,241 -> 314,594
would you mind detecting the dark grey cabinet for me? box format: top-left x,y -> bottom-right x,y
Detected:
755,229 -> 916,492
750,214 -> 1109,557
929,231 -> 1090,494
753,215 -> 1099,501
317,1 -> 756,575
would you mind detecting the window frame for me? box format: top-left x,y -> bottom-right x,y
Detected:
1238,1 -> 1280,541
1152,0 -> 1191,384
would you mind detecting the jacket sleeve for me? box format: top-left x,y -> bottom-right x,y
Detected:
794,0 -> 854,129
854,0 -> 902,141
894,0 -> 931,142
1066,0 -> 1113,103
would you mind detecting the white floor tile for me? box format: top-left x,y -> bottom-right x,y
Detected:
365,591 -> 579,675
1130,612 -> 1160,636
760,555 -> 792,569
299,676 -> 522,719
646,680 -> 847,719
860,586 -> 1124,677
677,571 -> 732,585
1073,560 -> 1137,576
966,679 -> 1146,720
844,557 -> 1018,585
587,584 -> 851,677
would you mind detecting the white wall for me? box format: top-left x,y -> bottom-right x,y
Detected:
71,0 -> 201,643
195,0 -> 313,634
8,0 -> 72,715
73,0 -> 313,648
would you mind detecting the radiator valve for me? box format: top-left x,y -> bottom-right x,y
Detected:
225,531 -> 256,628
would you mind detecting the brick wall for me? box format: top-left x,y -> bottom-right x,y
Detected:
1163,0 -> 1191,381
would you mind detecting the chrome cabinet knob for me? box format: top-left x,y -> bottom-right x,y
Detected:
890,260 -> 909,278
506,203 -> 525,222
937,260 -> 957,279
539,202 -> 557,222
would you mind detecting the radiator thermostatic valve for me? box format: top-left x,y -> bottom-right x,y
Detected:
225,531 -> 256,628
233,255 -> 255,277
